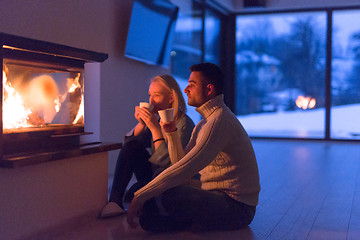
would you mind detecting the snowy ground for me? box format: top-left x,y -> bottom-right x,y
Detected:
237,103 -> 360,139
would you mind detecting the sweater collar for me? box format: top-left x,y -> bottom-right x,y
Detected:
196,94 -> 225,119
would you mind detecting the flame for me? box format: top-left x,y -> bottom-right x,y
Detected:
69,83 -> 78,93
68,73 -> 84,124
296,96 -> 316,110
73,95 -> 84,124
54,98 -> 61,112
2,68 -> 33,129
3,66 -> 84,129
68,73 -> 81,93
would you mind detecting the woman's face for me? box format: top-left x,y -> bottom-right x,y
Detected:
148,81 -> 173,112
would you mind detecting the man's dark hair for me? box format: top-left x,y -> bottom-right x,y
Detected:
189,63 -> 224,95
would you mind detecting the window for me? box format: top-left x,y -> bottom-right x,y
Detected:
204,9 -> 221,64
170,1 -> 202,80
331,9 -> 360,139
235,12 -> 327,138
169,3 -> 359,141
169,0 -> 223,124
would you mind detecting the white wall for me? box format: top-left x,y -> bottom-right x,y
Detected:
0,0 -> 168,172
0,153 -> 109,240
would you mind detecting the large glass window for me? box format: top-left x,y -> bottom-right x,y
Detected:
170,1 -> 202,80
204,9 -> 221,64
168,3 -> 360,141
235,12 -> 327,138
170,0 -> 202,123
169,0 -> 223,124
331,10 -> 360,139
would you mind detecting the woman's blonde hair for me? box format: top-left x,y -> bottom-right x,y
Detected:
151,75 -> 186,120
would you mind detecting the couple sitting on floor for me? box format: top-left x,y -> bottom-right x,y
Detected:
101,63 -> 261,232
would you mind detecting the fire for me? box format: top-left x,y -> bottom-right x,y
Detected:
73,95 -> 84,124
26,75 -> 59,123
3,66 -> 84,129
67,73 -> 84,124
68,73 -> 81,93
69,84 -> 77,93
54,98 -> 61,112
2,68 -> 33,129
296,96 -> 316,110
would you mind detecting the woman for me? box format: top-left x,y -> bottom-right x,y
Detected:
101,75 -> 194,218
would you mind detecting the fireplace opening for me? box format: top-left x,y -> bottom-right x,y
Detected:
3,59 -> 84,131
1,33 -> 108,159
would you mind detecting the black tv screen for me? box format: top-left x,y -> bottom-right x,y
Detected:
125,0 -> 179,67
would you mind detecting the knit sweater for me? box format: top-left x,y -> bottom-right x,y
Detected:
134,95 -> 261,206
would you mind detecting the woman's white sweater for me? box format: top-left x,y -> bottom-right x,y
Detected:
134,95 -> 260,206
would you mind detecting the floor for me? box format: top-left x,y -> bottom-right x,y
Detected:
48,139 -> 360,240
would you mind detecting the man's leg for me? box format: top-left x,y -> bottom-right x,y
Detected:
139,197 -> 192,232
140,185 -> 256,232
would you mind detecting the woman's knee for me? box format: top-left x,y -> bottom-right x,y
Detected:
120,140 -> 150,162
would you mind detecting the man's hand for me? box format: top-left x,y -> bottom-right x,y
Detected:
160,119 -> 177,133
126,197 -> 143,229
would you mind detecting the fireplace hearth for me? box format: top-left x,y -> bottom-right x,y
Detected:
0,33 -> 121,167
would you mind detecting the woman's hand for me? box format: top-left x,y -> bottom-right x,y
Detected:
126,197 -> 143,229
136,107 -> 164,146
137,107 -> 160,132
134,106 -> 145,125
133,106 -> 146,136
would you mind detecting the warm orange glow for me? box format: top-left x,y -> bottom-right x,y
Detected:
296,96 -> 316,110
73,95 -> 84,124
54,98 -> 61,112
26,75 -> 59,123
2,68 -> 33,129
3,66 -> 84,129
68,73 -> 81,93
68,73 -> 84,124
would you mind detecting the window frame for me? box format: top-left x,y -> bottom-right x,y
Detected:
233,5 -> 360,142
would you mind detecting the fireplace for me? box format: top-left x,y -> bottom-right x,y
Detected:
0,33 -> 120,167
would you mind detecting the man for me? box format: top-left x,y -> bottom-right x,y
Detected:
127,63 -> 260,232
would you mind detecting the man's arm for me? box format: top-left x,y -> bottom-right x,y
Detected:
149,115 -> 194,167
160,120 -> 186,165
134,114 -> 227,204
166,129 -> 186,165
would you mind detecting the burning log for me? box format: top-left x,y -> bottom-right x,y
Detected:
27,112 -> 46,126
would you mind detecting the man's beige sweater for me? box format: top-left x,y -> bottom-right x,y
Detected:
135,95 -> 261,206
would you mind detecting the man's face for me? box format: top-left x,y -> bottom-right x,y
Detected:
184,71 -> 208,107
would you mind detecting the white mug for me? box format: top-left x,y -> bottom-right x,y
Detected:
158,108 -> 175,123
139,102 -> 154,111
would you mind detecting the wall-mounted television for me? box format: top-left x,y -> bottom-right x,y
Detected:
125,0 -> 179,67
